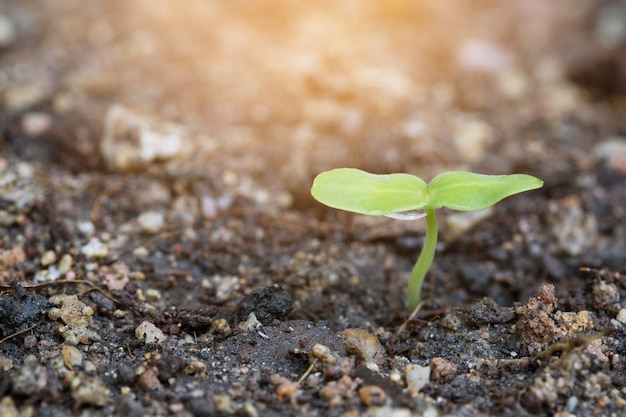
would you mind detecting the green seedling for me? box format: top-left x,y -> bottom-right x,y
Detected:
311,168 -> 543,310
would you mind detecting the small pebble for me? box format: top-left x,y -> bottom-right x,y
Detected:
58,254 -> 74,274
81,237 -> 109,258
77,221 -> 95,237
135,321 -> 166,344
184,360 -> 207,376
238,312 -> 262,332
547,197 -> 597,257
359,385 -> 387,406
49,295 -> 99,345
12,355 -> 47,396
430,357 -> 457,383
41,250 -> 57,266
137,367 -> 161,391
0,396 -> 19,417
21,112 -> 52,136
137,211 -> 165,234
616,309 -> 626,325
405,364 -> 430,393
23,335 -> 37,349
339,328 -> 387,366
62,345 -> 83,370
100,104 -> 188,171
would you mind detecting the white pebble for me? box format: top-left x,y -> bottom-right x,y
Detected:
81,238 -> 109,258
238,312 -> 262,332
616,309 -> 626,325
135,321 -> 166,344
77,221 -> 96,237
41,250 -> 57,266
137,211 -> 164,234
58,254 -> 74,274
405,364 -> 430,393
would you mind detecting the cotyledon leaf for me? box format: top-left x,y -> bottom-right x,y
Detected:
311,168 -> 428,215
425,171 -> 544,211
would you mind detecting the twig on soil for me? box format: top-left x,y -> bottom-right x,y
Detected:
0,324 -> 38,345
537,328 -> 614,359
297,358 -> 318,385
396,300 -> 424,335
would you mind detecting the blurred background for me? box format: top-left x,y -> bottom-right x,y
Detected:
0,0 -> 624,209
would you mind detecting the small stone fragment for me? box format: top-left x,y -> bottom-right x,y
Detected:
184,360 -> 207,376
40,250 -> 57,266
100,104 -> 190,171
616,309 -> 626,325
319,375 -> 355,406
62,345 -> 83,370
49,295 -> 99,345
12,355 -> 47,396
57,254 -> 74,275
0,246 -> 25,266
515,284 -> 563,354
0,396 -> 18,417
237,312 -> 262,332
430,357 -> 457,383
214,275 -> 240,302
70,374 -> 111,406
23,335 -> 37,349
80,237 -> 109,259
358,385 -> 387,406
405,364 -> 430,394
339,328 -> 387,367
310,343 -> 337,364
556,310 -> 595,333
138,367 -> 161,391
137,211 -> 165,234
212,318 -> 231,335
547,197 -> 597,257
214,394 -> 237,415
593,281 -> 620,308
135,321 -> 166,344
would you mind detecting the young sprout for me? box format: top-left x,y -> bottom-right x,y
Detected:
311,168 -> 543,310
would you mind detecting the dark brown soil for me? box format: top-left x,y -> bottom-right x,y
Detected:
0,1 -> 625,416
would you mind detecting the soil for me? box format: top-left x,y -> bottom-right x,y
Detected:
0,1 -> 625,416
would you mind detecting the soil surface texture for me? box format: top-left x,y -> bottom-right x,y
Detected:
0,1 -> 625,416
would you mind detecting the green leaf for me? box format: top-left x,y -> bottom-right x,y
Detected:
311,168 -> 428,215
425,172 -> 543,211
